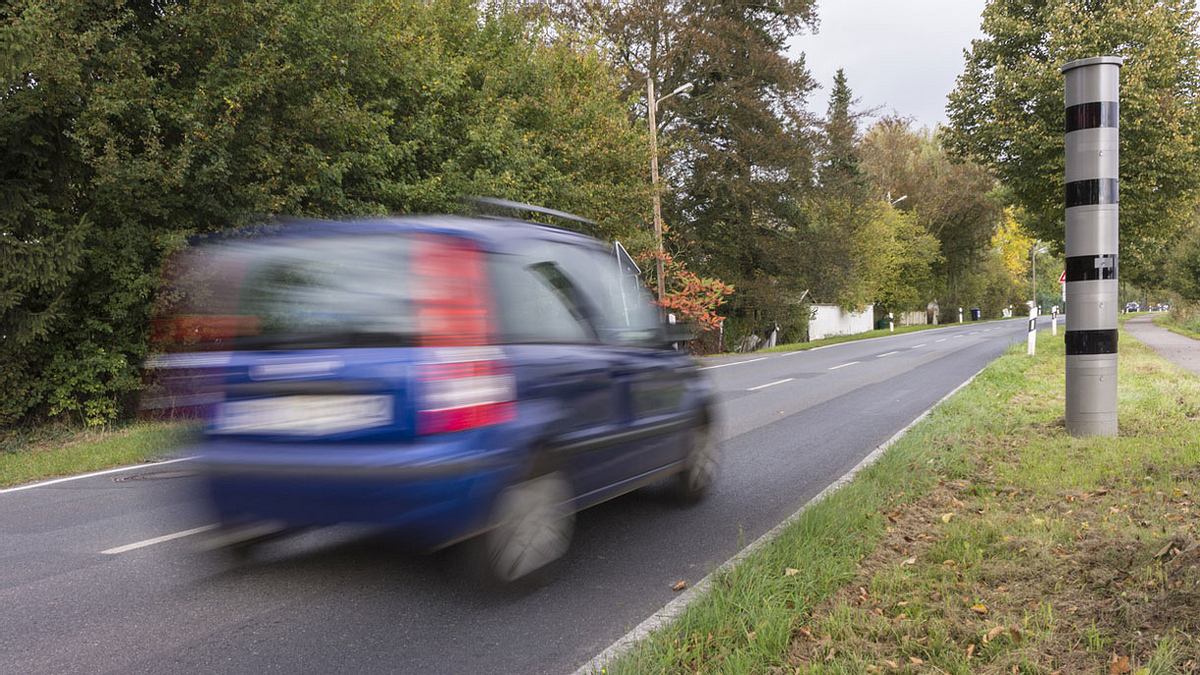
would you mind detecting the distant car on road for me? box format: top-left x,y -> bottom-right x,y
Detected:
157,208 -> 718,583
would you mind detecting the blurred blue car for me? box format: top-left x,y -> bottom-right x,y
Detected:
162,207 -> 717,582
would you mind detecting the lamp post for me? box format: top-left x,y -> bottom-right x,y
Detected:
647,80 -> 693,303
1031,241 -> 1047,315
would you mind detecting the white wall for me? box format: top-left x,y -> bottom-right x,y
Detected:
809,304 -> 875,340
898,311 -> 927,326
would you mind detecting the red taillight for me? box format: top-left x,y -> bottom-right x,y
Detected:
413,234 -> 492,347
417,349 -> 515,435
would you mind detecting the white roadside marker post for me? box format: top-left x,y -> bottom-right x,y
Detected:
1052,306 -> 1059,336
1027,306 -> 1037,356
888,311 -> 894,333
958,307 -> 963,324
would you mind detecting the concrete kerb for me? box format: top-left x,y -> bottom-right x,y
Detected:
572,362 -> 991,675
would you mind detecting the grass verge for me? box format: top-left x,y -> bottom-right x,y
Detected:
753,318 -> 1011,355
0,422 -> 192,488
610,330 -> 1200,674
1154,312 -> 1200,341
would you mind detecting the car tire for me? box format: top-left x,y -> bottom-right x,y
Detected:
471,470 -> 575,585
674,421 -> 717,505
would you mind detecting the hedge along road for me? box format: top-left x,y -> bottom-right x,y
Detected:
0,318 -> 1046,675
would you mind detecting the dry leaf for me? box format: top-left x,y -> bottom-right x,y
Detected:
798,627 -> 813,640
908,656 -> 924,665
966,643 -> 976,659
970,603 -> 989,615
941,512 -> 955,523
883,660 -> 900,669
785,567 -> 800,576
901,556 -> 917,566
671,579 -> 687,592
984,625 -> 1005,643
1109,654 -> 1132,674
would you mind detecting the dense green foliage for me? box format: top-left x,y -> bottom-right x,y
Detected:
946,0 -> 1200,288
0,0 -> 649,426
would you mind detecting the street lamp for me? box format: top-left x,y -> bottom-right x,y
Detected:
1031,241 -> 1048,313
647,80 -> 694,303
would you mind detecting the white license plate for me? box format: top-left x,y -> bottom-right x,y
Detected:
215,395 -> 392,435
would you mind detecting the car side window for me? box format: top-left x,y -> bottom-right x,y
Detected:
490,253 -> 593,343
547,243 -> 663,347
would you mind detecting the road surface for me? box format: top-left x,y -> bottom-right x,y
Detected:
0,318 -> 1046,674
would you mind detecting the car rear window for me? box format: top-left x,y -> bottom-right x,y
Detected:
156,235 -> 418,351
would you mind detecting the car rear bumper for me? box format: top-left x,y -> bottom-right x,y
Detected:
196,440 -> 520,549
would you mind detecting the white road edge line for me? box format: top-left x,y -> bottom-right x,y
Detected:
828,361 -> 859,370
0,456 -> 198,495
953,334 -> 964,339
572,363 -> 991,675
875,351 -> 900,358
746,378 -> 793,392
101,524 -> 219,555
699,357 -> 767,371
935,338 -> 947,343
910,344 -> 927,349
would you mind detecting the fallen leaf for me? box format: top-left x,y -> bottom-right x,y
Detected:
746,630 -> 756,641
966,643 -> 976,659
1109,654 -> 1131,674
785,567 -> 800,576
798,626 -> 813,639
896,601 -> 909,607
908,656 -> 924,665
1009,626 -> 1023,642
671,580 -> 687,592
943,559 -> 958,567
984,625 -> 1005,643
970,603 -> 989,615
941,512 -> 955,523
883,660 -> 900,669
901,556 -> 917,566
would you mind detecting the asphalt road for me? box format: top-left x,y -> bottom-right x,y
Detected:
0,318 -> 1048,675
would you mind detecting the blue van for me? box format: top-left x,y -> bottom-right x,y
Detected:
162,208 -> 717,582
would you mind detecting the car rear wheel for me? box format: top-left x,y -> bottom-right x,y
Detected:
675,422 -> 717,504
474,471 -> 574,584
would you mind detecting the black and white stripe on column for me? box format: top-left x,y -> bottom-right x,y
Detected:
1062,56 -> 1122,437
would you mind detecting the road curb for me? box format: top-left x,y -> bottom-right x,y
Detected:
572,362 -> 991,675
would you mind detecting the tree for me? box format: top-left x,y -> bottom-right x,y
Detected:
818,68 -> 867,198
547,0 -> 820,340
945,0 -> 1200,287
860,118 -> 1002,314
0,0 -> 650,426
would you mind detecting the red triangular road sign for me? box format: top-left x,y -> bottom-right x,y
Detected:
1059,270 -> 1066,284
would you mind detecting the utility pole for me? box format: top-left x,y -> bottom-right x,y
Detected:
646,80 -> 693,305
647,78 -> 665,304
1062,56 -> 1122,437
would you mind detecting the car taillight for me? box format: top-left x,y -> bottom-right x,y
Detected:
417,349 -> 516,435
413,234 -> 492,347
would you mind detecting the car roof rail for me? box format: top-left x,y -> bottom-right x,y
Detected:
461,196 -> 598,230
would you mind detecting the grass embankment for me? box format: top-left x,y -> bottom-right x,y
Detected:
0,422 -> 190,488
613,330 -> 1200,673
1155,312 -> 1200,341
756,318 -> 1010,355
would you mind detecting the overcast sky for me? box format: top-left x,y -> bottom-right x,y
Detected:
789,0 -> 988,130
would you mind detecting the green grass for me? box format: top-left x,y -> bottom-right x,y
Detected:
751,317 -> 1012,355
610,329 -> 1200,673
1153,312 -> 1200,341
0,422 -> 192,488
